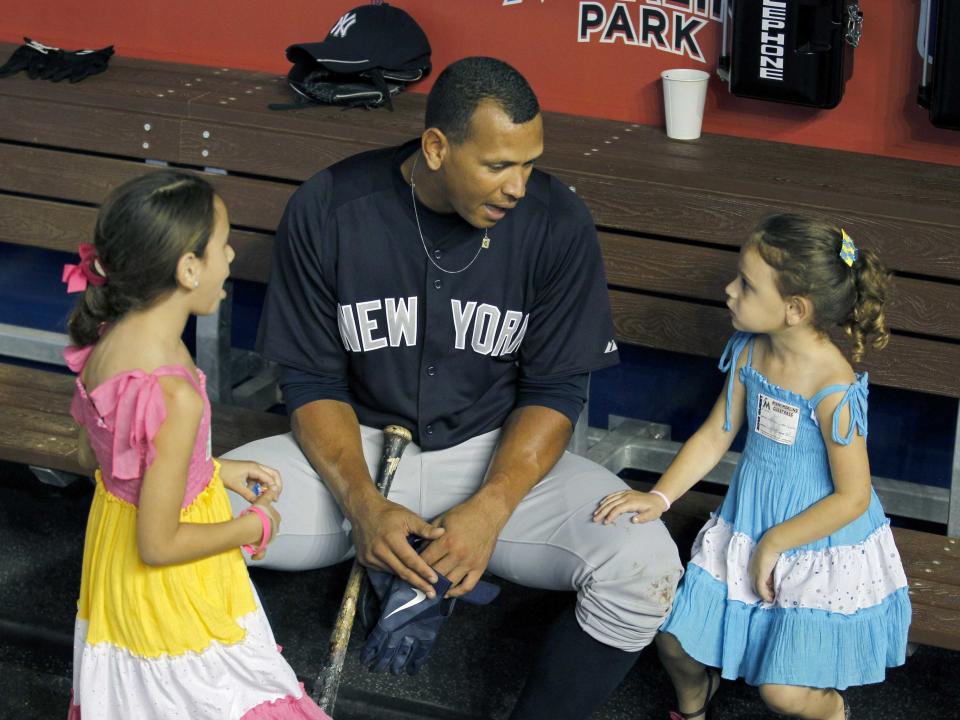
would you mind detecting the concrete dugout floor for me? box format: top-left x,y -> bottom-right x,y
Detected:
1,461 -> 956,719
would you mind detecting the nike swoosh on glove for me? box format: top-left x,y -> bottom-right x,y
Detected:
359,566 -> 500,676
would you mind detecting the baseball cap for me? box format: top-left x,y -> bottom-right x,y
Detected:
286,2 -> 431,76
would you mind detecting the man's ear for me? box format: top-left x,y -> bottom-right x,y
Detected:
421,127 -> 448,171
176,252 -> 200,290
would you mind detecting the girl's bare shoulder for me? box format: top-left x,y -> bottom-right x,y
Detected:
811,342 -> 857,390
80,325 -> 196,392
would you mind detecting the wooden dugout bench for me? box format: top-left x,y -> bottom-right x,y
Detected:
0,43 -> 958,650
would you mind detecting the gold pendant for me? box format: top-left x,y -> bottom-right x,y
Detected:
481,234 -> 490,249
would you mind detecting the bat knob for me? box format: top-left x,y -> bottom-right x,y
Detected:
384,425 -> 413,442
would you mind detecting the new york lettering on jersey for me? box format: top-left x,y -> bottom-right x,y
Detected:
336,297 -> 529,358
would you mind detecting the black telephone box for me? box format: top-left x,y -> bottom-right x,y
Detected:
718,0 -> 863,109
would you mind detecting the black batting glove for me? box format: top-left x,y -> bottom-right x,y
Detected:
43,45 -> 114,83
0,38 -> 62,79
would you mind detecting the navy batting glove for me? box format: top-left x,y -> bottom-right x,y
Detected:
359,567 -> 500,676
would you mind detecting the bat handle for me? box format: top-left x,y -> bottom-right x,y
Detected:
312,424 -> 413,711
314,562 -> 365,710
374,425 -> 412,496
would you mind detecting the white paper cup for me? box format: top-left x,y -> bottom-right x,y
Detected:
661,69 -> 710,140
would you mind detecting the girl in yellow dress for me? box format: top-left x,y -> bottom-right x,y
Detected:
63,170 -> 330,719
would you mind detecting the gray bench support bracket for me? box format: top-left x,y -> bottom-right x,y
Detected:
0,324 -> 69,366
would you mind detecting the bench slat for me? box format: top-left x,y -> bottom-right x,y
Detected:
0,394 -> 76,432
555,171 -> 960,280
0,56 -> 296,128
0,61 -> 219,115
177,118 -> 390,182
904,602 -> 960,651
600,234 -> 960,340
0,385 -> 74,416
183,93 -> 420,147
541,119 -> 960,223
908,577 -> 960,613
0,363 -> 74,392
0,195 -> 272,283
0,96 -> 181,161
608,291 -> 960,398
0,195 -> 95,254
0,49 -> 422,144
0,425 -> 80,474
0,143 -> 294,233
893,528 -> 960,587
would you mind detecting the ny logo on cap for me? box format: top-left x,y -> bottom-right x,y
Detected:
330,11 -> 358,38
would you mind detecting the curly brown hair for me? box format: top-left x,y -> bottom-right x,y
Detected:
746,214 -> 893,362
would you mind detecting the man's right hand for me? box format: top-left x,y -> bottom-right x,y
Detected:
350,494 -> 445,598
289,400 -> 444,595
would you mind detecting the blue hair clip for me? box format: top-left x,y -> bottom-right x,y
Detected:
839,229 -> 858,267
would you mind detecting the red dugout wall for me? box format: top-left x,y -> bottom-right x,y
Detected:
2,0 -> 957,164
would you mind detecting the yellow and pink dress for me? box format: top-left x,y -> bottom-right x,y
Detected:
65,345 -> 329,720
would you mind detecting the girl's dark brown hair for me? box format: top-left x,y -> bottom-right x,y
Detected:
747,214 -> 892,362
67,170 -> 217,347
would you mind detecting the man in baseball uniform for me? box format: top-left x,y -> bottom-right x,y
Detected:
226,56 -> 682,718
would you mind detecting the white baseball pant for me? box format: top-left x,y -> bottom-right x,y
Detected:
223,426 -> 682,652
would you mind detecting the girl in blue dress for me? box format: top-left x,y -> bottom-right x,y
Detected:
593,214 -> 910,720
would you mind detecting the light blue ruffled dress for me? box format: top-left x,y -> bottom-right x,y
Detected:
660,332 -> 911,690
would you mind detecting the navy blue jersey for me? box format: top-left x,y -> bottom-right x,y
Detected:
258,140 -> 619,449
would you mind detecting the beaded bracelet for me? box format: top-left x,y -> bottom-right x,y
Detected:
241,505 -> 272,556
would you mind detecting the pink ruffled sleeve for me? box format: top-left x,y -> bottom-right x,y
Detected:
110,374 -> 168,480
65,346 -> 95,426
63,345 -> 94,373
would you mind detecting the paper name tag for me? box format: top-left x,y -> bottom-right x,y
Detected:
755,392 -> 800,445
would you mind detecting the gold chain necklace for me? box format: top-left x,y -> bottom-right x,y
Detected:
409,153 -> 489,275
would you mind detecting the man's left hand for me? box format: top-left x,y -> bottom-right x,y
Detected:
419,496 -> 508,598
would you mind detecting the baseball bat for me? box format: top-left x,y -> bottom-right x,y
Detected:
313,424 -> 413,712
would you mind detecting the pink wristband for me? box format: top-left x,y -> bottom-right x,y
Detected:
649,490 -> 671,512
241,505 -> 272,556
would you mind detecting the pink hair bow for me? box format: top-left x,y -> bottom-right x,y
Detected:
62,243 -> 106,293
